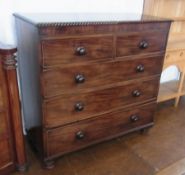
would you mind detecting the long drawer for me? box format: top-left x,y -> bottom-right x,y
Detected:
43,77 -> 159,128
41,36 -> 114,67
44,102 -> 155,158
41,55 -> 163,98
116,31 -> 168,57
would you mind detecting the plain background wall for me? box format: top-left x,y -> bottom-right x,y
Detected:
0,0 -> 144,45
0,0 -> 179,82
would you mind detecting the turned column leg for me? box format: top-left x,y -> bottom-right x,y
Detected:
0,46 -> 27,171
140,128 -> 149,134
43,160 -> 55,169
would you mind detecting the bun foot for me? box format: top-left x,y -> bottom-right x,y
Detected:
43,160 -> 55,169
140,128 -> 149,134
16,163 -> 28,172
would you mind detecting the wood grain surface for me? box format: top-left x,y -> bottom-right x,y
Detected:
45,102 -> 155,159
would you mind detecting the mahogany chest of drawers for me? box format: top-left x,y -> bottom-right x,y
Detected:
14,13 -> 171,168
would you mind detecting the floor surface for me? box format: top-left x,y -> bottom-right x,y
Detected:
13,97 -> 185,175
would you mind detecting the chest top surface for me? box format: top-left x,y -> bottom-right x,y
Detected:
14,13 -> 171,26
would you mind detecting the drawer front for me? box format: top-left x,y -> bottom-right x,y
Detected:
45,103 -> 155,158
41,36 -> 113,67
0,139 -> 13,168
42,55 -> 163,98
165,50 -> 185,63
116,31 -> 167,57
43,78 -> 159,128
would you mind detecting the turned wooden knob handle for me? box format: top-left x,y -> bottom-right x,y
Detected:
76,47 -> 86,56
132,90 -> 141,97
75,74 -> 85,84
130,115 -> 140,122
76,131 -> 85,140
139,41 -> 148,49
136,64 -> 145,72
75,102 -> 84,112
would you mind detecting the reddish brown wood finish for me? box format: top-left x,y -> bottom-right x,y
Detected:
43,77 -> 159,128
0,43 -> 27,173
45,102 -> 155,159
42,36 -> 113,67
42,54 -> 163,98
14,13 -> 171,169
0,54 -> 16,174
38,22 -> 170,36
116,31 -> 168,57
0,112 -> 9,140
3,60 -> 27,171
40,22 -> 169,167
0,139 -> 13,168
0,86 -> 5,111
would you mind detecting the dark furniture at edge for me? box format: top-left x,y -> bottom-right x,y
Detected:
0,43 -> 27,174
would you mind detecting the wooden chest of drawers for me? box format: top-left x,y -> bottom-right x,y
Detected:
14,13 -> 171,168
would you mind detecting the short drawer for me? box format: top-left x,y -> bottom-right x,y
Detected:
42,55 -> 163,98
116,31 -> 168,57
41,36 -> 113,67
43,78 -> 159,128
44,102 -> 155,158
